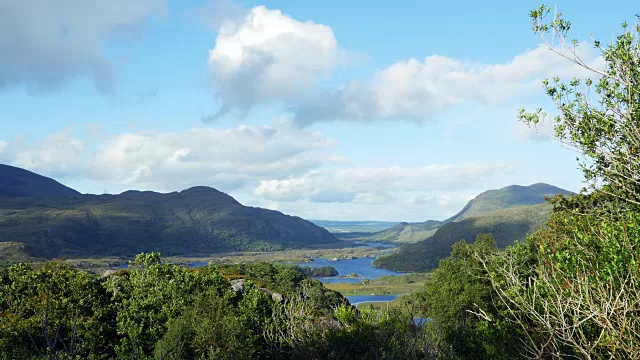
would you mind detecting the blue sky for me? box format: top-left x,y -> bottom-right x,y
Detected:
0,1 -> 636,221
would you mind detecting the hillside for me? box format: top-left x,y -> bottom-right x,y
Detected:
373,203 -> 551,272
444,183 -> 572,223
349,220 -> 441,243
355,183 -> 572,244
0,167 -> 340,259
0,164 -> 80,197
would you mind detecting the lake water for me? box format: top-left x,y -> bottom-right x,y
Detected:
296,257 -> 403,284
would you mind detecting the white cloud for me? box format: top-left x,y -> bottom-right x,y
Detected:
90,122 -> 335,191
10,129 -> 86,176
207,5 -> 340,119
0,0 -> 165,92
1,122 -> 335,192
253,163 -> 512,203
294,44 -> 604,124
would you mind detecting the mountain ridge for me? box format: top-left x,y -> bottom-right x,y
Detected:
0,164 -> 80,198
352,183 -> 573,244
0,165 -> 340,259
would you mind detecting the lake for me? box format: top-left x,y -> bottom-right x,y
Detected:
296,256 -> 403,284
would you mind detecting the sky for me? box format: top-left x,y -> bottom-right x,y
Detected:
0,0 -> 636,221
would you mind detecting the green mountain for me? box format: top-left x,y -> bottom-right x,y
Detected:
349,220 -> 441,243
0,164 -> 80,197
444,183 -> 571,223
356,183 -> 572,244
372,183 -> 574,272
373,203 -> 551,272
0,167 -> 340,259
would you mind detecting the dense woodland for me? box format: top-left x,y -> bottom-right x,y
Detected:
2,6 -> 640,359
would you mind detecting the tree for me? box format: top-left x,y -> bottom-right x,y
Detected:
416,235 -> 523,359
475,6 -> 640,358
0,262 -> 115,359
520,6 -> 640,207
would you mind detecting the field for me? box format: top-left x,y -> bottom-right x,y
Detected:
324,273 -> 431,296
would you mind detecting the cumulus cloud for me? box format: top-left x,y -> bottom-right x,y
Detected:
1,122 -> 336,192
253,163 -> 512,203
294,44 -> 604,124
4,129 -> 87,177
207,5 -> 340,119
0,0 -> 165,92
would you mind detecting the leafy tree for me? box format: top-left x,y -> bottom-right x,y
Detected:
104,253 -> 228,359
0,262 -> 115,359
520,5 -> 640,206
416,235 -> 523,359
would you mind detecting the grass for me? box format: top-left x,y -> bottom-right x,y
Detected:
324,273 -> 432,296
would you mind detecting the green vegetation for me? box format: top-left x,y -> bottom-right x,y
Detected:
354,183 -> 571,245
0,241 -> 37,266
0,184 -> 340,259
349,221 -> 441,243
298,265 -> 339,277
325,273 -> 431,296
0,254 -> 433,359
444,183 -> 571,223
374,203 -> 551,272
409,7 -> 640,358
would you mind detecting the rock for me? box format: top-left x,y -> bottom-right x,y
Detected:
258,287 -> 273,297
100,269 -> 118,280
231,279 -> 245,292
271,292 -> 283,302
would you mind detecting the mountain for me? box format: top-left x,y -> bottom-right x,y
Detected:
444,183 -> 571,223
355,183 -> 572,244
348,221 -> 441,243
373,203 -> 551,272
0,164 -> 80,198
0,167 -> 340,259
372,183 -> 575,272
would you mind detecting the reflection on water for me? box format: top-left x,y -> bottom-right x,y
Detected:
296,257 -> 403,284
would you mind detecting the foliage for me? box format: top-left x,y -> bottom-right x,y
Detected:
415,235 -> 523,359
0,262 -> 115,359
520,6 -> 640,206
104,253 -> 228,359
0,253 -> 437,359
460,6 -> 640,359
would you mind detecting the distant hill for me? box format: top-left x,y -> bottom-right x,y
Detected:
356,183 -> 572,244
372,183 -> 574,272
444,183 -> 571,223
310,220 -> 400,234
0,167 -> 340,259
349,221 -> 441,243
0,164 -> 80,197
374,203 -> 551,272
